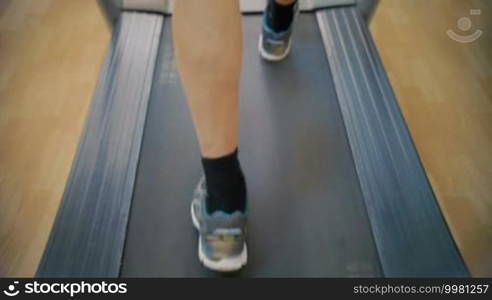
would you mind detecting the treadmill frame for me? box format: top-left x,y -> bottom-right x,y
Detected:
37,3 -> 469,277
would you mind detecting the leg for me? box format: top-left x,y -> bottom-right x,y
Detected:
173,0 -> 246,214
276,0 -> 297,6
268,0 -> 298,31
173,1 -> 248,271
173,0 -> 242,159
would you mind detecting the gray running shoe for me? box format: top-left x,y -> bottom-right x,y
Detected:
259,1 -> 299,61
191,177 -> 247,272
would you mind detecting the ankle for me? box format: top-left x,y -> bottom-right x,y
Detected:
202,149 -> 247,214
265,0 -> 297,32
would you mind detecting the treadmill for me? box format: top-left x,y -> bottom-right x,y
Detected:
36,0 -> 469,277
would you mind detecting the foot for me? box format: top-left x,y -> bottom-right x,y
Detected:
259,1 -> 299,62
191,177 -> 248,272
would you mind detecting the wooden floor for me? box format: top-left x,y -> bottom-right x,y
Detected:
371,0 -> 492,277
0,0 -> 491,277
0,0 -> 109,276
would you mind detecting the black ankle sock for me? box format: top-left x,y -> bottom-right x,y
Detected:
202,149 -> 246,214
266,0 -> 297,32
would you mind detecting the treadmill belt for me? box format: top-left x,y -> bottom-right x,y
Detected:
121,14 -> 382,277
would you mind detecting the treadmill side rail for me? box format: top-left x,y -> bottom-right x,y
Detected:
36,12 -> 163,277
317,7 -> 469,277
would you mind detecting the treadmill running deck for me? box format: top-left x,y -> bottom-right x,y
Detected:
121,15 -> 382,277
